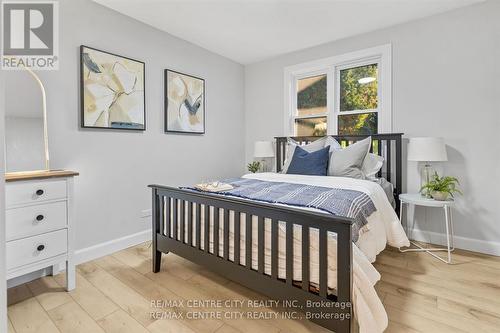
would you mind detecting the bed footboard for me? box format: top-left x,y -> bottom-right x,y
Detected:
149,185 -> 353,333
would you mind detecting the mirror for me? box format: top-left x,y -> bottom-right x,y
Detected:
4,70 -> 48,173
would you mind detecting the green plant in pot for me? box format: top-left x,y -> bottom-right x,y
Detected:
420,172 -> 462,200
247,161 -> 261,173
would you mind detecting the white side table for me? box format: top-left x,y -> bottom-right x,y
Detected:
399,193 -> 455,264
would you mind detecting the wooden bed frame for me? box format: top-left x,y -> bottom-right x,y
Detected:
149,133 -> 403,333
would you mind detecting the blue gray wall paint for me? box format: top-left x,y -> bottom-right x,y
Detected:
244,0 -> 500,253
16,0 -> 246,250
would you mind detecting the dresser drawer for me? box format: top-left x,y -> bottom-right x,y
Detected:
6,179 -> 67,208
6,229 -> 67,271
6,201 -> 67,241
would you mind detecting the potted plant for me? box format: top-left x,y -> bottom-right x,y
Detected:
420,172 -> 462,200
247,161 -> 261,173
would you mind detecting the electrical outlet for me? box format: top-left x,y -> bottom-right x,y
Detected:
141,209 -> 152,218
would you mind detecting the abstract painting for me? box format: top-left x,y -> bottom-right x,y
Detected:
80,45 -> 145,130
165,69 -> 205,134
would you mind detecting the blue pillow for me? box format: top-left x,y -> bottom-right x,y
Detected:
286,145 -> 330,176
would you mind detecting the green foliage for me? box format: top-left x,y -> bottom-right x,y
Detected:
340,65 -> 378,111
420,172 -> 462,198
297,76 -> 327,109
338,113 -> 377,135
247,161 -> 261,173
337,65 -> 378,135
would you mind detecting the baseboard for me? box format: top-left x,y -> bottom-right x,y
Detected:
74,229 -> 151,264
7,229 -> 151,288
410,228 -> 500,256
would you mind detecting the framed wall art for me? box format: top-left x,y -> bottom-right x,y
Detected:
165,69 -> 205,134
80,45 -> 146,130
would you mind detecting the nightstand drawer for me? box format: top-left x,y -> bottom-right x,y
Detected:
6,201 -> 67,241
6,179 -> 67,208
6,229 -> 67,271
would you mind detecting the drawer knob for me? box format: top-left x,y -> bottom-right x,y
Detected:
36,189 -> 44,196
37,244 -> 45,252
36,214 -> 45,222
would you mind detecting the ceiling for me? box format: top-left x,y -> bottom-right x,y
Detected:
93,0 -> 484,64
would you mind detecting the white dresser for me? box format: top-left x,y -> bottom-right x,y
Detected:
5,170 -> 78,291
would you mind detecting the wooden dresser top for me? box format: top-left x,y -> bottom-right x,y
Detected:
5,170 -> 79,182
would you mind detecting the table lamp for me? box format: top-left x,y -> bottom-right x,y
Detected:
254,141 -> 275,172
407,137 -> 448,196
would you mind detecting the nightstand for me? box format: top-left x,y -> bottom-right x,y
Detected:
398,193 -> 455,264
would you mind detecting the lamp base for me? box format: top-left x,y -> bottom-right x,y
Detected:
420,163 -> 435,198
260,159 -> 267,172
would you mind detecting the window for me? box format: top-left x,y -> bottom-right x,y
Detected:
337,63 -> 379,135
294,74 -> 327,136
284,45 -> 391,136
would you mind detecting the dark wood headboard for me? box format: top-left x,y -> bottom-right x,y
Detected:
275,133 -> 403,210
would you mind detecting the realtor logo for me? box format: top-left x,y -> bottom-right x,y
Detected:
1,1 -> 59,70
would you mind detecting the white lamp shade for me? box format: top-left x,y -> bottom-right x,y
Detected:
254,141 -> 275,158
407,137 -> 448,162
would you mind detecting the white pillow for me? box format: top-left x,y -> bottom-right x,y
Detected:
327,137 -> 372,179
325,136 -> 342,151
362,153 -> 384,180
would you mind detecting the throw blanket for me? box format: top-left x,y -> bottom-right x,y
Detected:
187,178 -> 376,242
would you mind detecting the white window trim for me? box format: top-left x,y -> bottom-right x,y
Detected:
283,44 -> 392,136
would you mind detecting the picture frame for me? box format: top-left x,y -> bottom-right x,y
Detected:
80,45 -> 146,131
164,69 -> 205,134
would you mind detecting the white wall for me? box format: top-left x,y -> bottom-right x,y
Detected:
4,0 -> 245,251
245,1 -> 500,253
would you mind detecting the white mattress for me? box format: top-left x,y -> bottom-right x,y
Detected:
167,173 -> 409,333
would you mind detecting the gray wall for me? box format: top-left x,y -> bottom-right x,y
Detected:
11,0 -> 245,250
245,1 -> 500,250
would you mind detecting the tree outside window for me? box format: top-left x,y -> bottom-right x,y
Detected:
338,64 -> 378,135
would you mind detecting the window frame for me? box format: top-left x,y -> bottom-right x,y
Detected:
284,44 -> 392,136
291,70 -> 330,136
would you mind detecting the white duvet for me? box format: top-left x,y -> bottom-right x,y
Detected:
170,173 -> 409,332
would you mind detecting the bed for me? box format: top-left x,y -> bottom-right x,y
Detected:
149,133 -> 409,333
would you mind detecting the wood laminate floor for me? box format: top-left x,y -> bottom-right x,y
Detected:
7,242 -> 500,333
